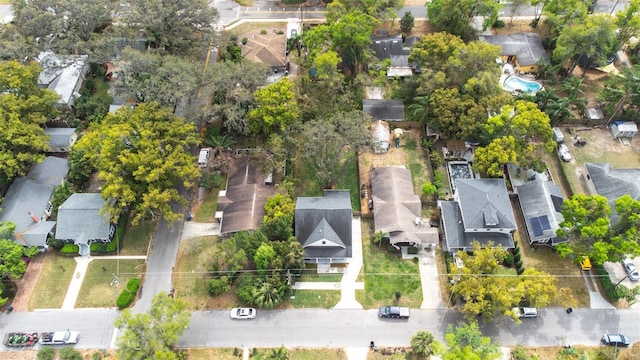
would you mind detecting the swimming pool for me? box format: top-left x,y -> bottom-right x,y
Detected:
504,76 -> 543,94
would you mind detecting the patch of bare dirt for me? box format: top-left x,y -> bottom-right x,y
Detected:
9,252 -> 47,311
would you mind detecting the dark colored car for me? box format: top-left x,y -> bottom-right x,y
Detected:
601,334 -> 630,347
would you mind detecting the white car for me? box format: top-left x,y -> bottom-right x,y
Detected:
512,307 -> 538,318
621,259 -> 640,281
39,330 -> 80,345
557,144 -> 572,162
230,308 -> 256,320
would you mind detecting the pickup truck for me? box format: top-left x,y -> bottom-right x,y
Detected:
39,330 -> 80,345
378,306 -> 410,319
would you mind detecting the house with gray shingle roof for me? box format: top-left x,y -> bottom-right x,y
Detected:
0,157 -> 69,248
363,99 -> 405,122
295,190 -> 352,262
37,52 -> 89,108
439,179 -> 516,251
516,179 -> 566,245
584,163 -> 640,225
478,32 -> 547,74
44,127 -> 77,153
55,193 -> 115,256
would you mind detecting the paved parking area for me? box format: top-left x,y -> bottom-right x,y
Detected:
602,257 -> 640,309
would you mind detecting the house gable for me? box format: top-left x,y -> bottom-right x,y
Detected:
37,52 -> 89,107
55,193 -> 113,244
585,162 -> 640,224
478,32 -> 547,70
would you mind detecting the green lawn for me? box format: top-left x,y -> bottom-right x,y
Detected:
403,138 -> 431,193
296,151 -> 360,210
118,219 -> 155,255
195,189 -> 219,222
29,254 -> 76,310
356,219 -> 422,309
289,290 -> 341,308
75,259 -> 146,308
173,236 -> 224,310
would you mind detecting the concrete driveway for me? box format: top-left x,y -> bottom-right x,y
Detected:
603,257 -> 640,309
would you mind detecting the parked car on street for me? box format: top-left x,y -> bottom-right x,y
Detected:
230,308 -> 256,320
621,259 -> 640,281
558,144 -> 572,162
378,306 -> 410,319
39,330 -> 79,345
512,307 -> 539,318
601,333 -> 630,347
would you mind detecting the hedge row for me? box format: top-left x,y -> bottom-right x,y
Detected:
595,264 -> 620,302
116,278 -> 141,309
60,243 -> 80,255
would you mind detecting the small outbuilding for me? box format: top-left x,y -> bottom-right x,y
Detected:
611,121 -> 638,139
371,120 -> 390,153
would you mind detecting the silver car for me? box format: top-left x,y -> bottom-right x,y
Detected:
621,259 -> 640,281
512,307 -> 538,318
557,144 -> 572,162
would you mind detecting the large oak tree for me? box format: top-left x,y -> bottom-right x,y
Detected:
73,102 -> 200,224
0,61 -> 59,186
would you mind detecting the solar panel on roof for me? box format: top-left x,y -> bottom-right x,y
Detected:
551,195 -> 563,213
530,217 -> 543,237
539,215 -> 551,230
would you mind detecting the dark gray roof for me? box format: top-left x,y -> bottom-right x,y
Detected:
55,193 -> 111,241
295,190 -> 352,259
439,200 -> 514,251
217,155 -> 278,234
516,179 -> 566,244
370,35 -> 407,60
585,163 -> 640,224
44,127 -> 76,150
371,167 -> 428,244
362,99 -> 405,121
456,179 -> 516,230
478,32 -> 547,67
0,157 -> 69,247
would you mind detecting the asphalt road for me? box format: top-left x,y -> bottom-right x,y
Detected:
2,308 -> 639,351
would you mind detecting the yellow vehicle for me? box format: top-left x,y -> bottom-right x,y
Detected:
579,256 -> 592,270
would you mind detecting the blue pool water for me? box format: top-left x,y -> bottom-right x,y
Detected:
504,76 -> 542,93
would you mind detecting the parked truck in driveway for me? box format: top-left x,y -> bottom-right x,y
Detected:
39,330 -> 79,345
378,306 -> 410,319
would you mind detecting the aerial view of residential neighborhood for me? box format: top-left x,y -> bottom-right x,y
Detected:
1,0 -> 640,358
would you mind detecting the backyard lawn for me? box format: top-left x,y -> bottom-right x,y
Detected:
297,151 -> 360,210
356,219 -> 422,309
195,190 -> 219,222
29,253 -> 76,310
75,259 -> 146,308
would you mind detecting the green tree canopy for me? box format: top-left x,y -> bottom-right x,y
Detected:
261,193 -> 295,241
248,78 -> 298,136
444,321 -> 501,360
121,0 -> 219,57
74,102 -> 200,224
450,242 -> 557,321
298,110 -> 371,188
0,60 -> 59,185
411,330 -> 444,358
616,0 -> 640,47
472,136 -> 519,178
427,0 -> 500,40
555,194 -> 612,262
329,10 -> 377,75
115,292 -> 191,360
598,65 -> 640,121
326,0 -> 403,23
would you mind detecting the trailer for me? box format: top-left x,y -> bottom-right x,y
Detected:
3,332 -> 39,347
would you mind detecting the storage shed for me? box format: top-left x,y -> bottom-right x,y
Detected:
371,120 -> 390,153
611,121 -> 638,139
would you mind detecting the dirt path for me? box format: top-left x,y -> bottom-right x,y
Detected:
10,252 -> 47,311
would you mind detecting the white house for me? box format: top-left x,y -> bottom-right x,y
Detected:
611,121 -> 638,139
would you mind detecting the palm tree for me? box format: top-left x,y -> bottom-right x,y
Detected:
407,95 -> 430,123
411,330 -> 439,359
265,345 -> 289,360
252,277 -> 283,309
203,133 -> 235,151
561,76 -> 587,112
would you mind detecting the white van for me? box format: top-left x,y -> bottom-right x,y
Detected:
552,127 -> 565,143
198,148 -> 211,168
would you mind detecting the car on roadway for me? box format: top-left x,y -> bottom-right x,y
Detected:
39,330 -> 79,345
230,307 -> 256,320
557,144 -> 572,162
601,333 -> 630,347
512,307 -> 539,318
621,259 -> 640,281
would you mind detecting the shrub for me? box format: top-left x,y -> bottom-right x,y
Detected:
241,37 -> 248,45
492,19 -> 506,28
516,260 -> 524,268
37,347 -> 56,360
511,346 -> 535,360
513,246 -> 521,256
233,348 -> 241,356
207,276 -> 230,297
421,182 -> 437,197
517,266 -> 525,275
90,242 -> 107,253
412,256 -> 419,263
47,238 -> 64,250
514,252 -> 522,263
430,151 -> 444,169
387,245 -> 400,253
59,347 -> 82,360
60,243 -> 80,255
91,351 -> 104,360
116,278 -> 141,309
595,264 -> 620,302
106,238 -> 119,253
407,246 -> 419,254
260,29 -> 267,35
504,253 -> 514,266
